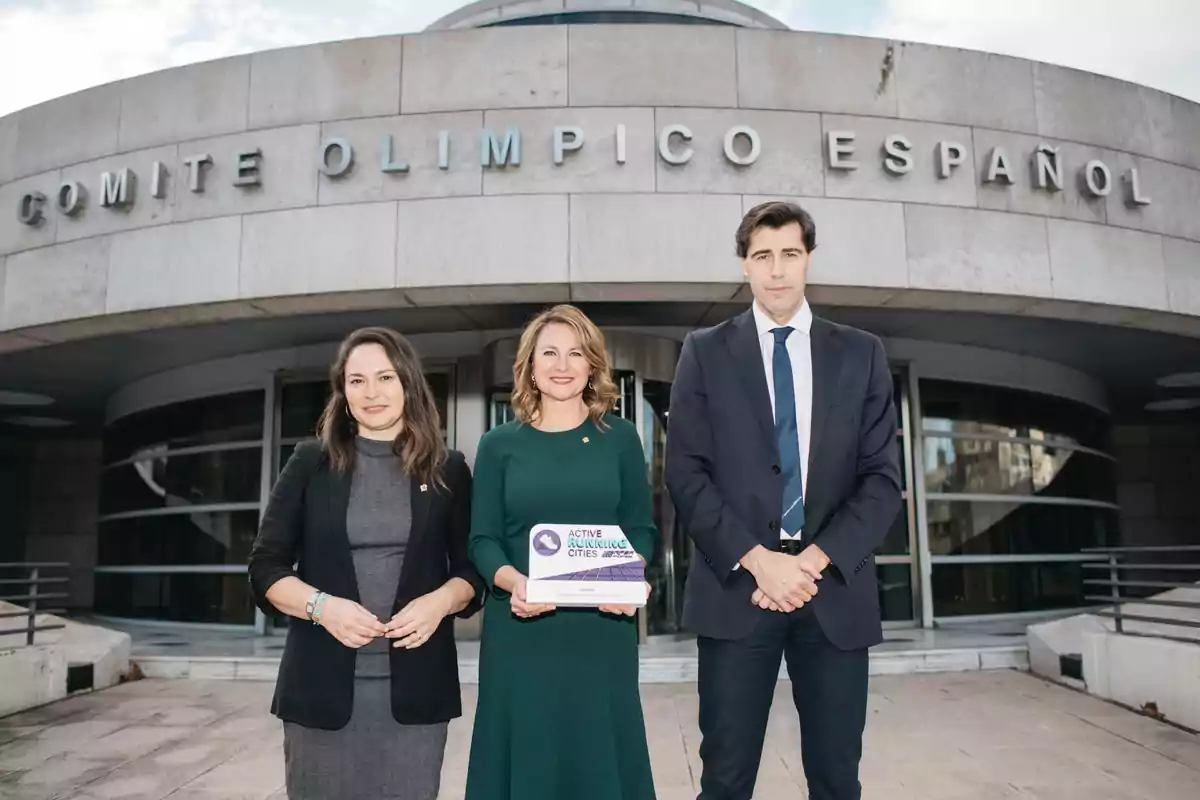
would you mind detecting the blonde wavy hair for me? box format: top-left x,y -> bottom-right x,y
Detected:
511,305 -> 620,427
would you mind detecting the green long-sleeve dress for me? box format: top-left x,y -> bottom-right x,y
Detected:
465,414 -> 658,800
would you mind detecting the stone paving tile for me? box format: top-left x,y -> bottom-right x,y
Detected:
2,671 -> 1198,799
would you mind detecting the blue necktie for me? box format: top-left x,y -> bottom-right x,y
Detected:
772,327 -> 805,538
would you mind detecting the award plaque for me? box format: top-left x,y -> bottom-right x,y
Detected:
524,523 -> 647,607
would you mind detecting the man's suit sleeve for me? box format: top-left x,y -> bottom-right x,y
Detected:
813,335 -> 903,583
665,332 -> 762,583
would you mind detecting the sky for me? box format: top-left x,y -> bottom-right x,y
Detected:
0,0 -> 1196,118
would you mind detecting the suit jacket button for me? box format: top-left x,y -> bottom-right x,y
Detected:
771,465 -> 780,474
768,520 -> 779,532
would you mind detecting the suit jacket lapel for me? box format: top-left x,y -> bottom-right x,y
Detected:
727,309 -> 776,449
395,473 -> 431,605
807,317 -> 843,483
326,461 -> 360,603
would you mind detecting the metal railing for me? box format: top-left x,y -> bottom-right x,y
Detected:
1082,545 -> 1200,642
0,563 -> 69,646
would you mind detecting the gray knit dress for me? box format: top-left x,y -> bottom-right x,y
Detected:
283,436 -> 449,799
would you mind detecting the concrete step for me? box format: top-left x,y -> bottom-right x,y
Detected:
133,642 -> 1028,682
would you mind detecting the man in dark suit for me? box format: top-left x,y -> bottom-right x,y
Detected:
664,201 -> 902,800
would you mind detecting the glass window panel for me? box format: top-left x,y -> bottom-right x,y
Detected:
1029,444 -> 1116,501
924,437 -> 1114,502
94,572 -> 255,624
613,370 -> 636,424
932,561 -> 1086,617
104,391 -> 264,464
425,371 -> 451,435
924,438 -> 1031,495
101,448 -> 261,515
878,564 -> 914,622
98,511 -> 261,567
280,381 -> 330,440
919,379 -> 1109,451
926,501 -> 1118,557
485,11 -> 736,26
490,394 -> 515,429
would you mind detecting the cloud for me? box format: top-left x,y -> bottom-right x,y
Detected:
0,0 -> 463,117
0,0 -> 1196,119
0,0 -> 198,116
866,0 -> 1200,102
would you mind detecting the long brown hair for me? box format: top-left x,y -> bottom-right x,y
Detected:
316,327 -> 447,487
511,305 -> 619,428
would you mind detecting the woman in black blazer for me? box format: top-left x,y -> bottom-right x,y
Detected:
248,326 -> 484,800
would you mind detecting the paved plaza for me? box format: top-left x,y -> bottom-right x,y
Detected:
0,671 -> 1198,799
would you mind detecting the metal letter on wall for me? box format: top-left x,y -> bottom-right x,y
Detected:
438,131 -> 450,171
481,128 -> 521,168
18,192 -> 46,226
1034,144 -> 1063,192
150,161 -> 167,199
984,147 -> 1014,184
723,125 -> 761,167
658,125 -> 694,166
553,126 -> 585,165
234,149 -> 263,187
56,181 -> 85,216
937,141 -> 966,179
1124,168 -> 1152,206
320,138 -> 354,178
615,124 -> 627,165
1082,160 -> 1112,198
883,134 -> 913,175
182,154 -> 213,193
826,131 -> 857,170
100,168 -> 134,208
380,135 -> 410,174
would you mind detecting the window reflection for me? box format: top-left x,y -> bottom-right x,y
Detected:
642,379 -> 683,636
98,511 -> 261,567
878,564 -> 914,622
104,391 -> 264,464
932,562 -> 1086,616
927,501 -> 1117,556
924,436 -> 1116,502
919,379 -> 1116,618
94,572 -> 255,624
920,380 -> 1109,450
100,448 -> 261,515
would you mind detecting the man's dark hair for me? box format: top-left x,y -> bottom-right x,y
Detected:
735,200 -> 817,258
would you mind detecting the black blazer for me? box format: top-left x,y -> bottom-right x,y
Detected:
664,309 -> 902,650
247,439 -> 484,729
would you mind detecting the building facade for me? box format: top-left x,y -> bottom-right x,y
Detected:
2,0 -> 1199,639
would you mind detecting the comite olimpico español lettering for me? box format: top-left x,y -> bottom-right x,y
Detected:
15,122 -> 1154,224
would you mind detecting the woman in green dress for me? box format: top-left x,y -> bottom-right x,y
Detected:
465,304 -> 658,800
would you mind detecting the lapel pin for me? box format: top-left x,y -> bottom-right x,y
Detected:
582,436 -> 590,443
420,484 -> 428,492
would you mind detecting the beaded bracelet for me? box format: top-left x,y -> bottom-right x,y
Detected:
311,592 -> 329,626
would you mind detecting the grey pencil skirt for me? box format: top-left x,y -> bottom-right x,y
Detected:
283,678 -> 448,800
